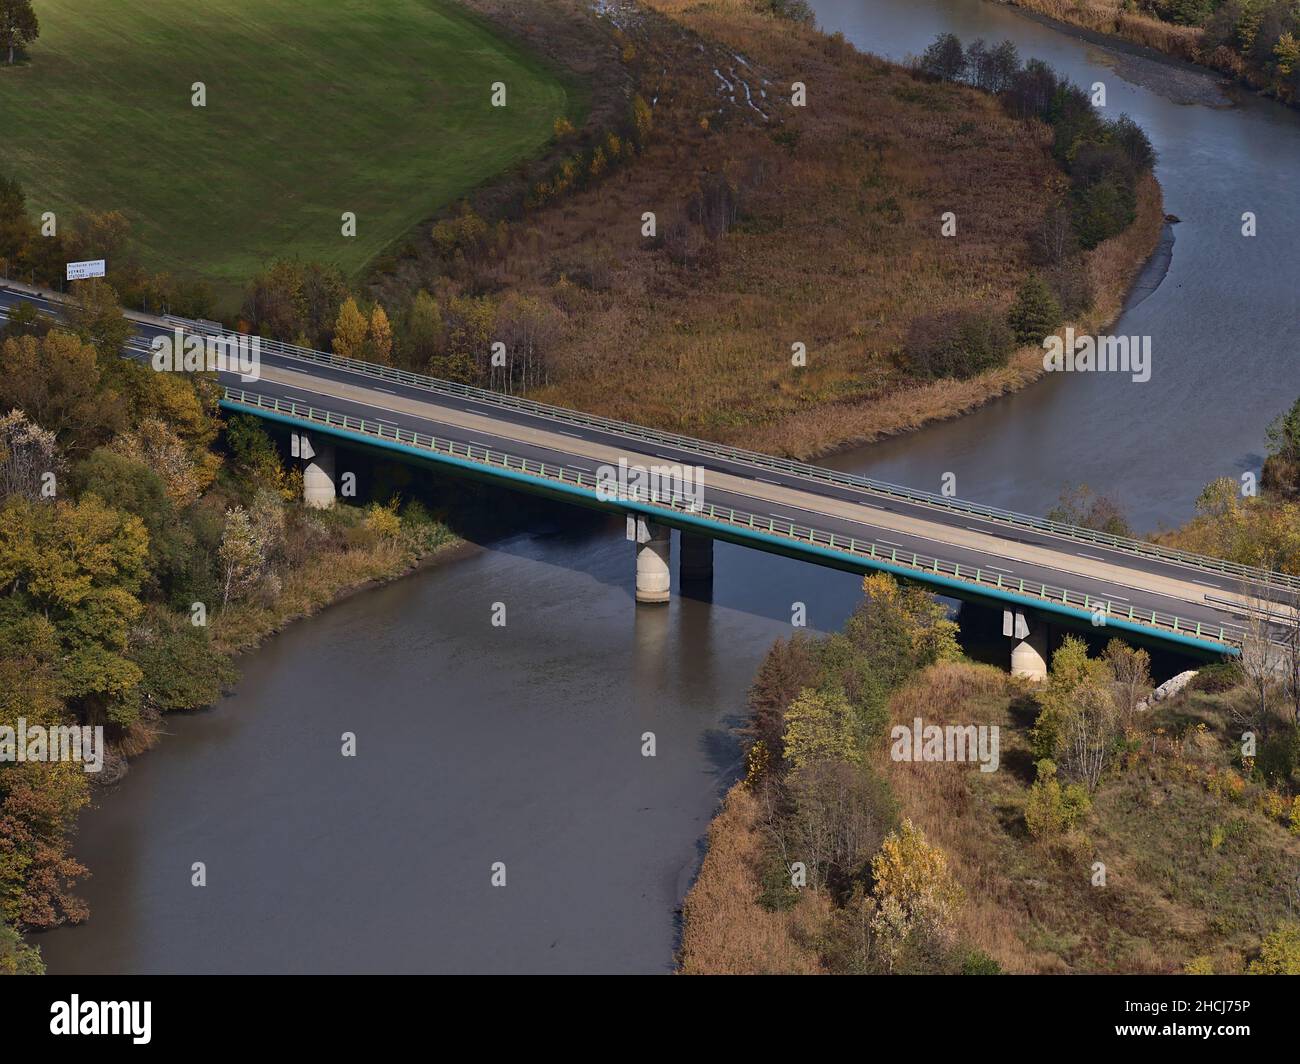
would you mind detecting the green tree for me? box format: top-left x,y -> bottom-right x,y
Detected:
920,33 -> 967,81
75,448 -> 195,603
1266,395 -> 1300,463
844,572 -> 959,690
65,279 -> 132,358
0,0 -> 38,65
781,687 -> 863,770
403,290 -> 442,368
0,922 -> 43,973
1007,273 -> 1062,346
1024,758 -> 1092,838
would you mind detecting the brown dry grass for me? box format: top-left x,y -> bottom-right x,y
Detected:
678,782 -> 827,974
1006,0 -> 1214,65
431,0 -> 1161,459
882,661 -> 1300,974
680,656 -> 1300,973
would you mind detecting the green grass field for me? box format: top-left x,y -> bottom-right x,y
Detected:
0,0 -> 573,305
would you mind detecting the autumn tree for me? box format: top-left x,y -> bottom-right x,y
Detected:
493,293 -> 562,392
747,634 -> 823,758
331,297 -> 368,360
781,760 -> 891,895
1047,484 -> 1131,537
1247,920 -> 1300,974
920,33 -> 967,81
241,259 -> 345,348
1104,638 -> 1152,717
0,331 -> 120,457
218,505 -> 264,608
402,291 -> 442,368
869,819 -> 963,971
0,494 -> 148,724
369,304 -> 393,365
0,409 -> 60,501
844,572 -> 959,690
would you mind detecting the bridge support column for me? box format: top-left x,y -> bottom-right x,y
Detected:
1004,609 -> 1048,682
680,533 -> 713,582
629,516 -> 671,604
293,432 -> 336,510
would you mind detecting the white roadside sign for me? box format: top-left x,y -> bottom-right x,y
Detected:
66,259 -> 106,281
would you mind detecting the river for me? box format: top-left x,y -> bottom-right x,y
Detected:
37,0 -> 1300,973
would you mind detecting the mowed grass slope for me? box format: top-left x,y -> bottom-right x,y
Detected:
0,0 -> 572,302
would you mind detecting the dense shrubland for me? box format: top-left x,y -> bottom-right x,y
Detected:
681,575 -> 1300,974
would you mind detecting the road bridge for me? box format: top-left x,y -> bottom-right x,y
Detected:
3,283 -> 1291,678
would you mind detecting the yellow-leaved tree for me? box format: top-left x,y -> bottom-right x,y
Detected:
869,819 -> 963,971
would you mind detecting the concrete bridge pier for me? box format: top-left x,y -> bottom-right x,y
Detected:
1004,609 -> 1048,682
679,532 -> 714,583
629,515 -> 671,604
293,432 -> 336,510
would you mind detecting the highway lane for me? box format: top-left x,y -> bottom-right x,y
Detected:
0,285 -> 1278,646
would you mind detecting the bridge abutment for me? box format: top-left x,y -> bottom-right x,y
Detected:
630,516 -> 671,604
293,432 -> 336,510
1004,609 -> 1048,681
680,532 -> 714,583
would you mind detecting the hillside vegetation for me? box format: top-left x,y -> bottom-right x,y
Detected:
0,0 -> 573,304
680,576 -> 1300,975
0,286 -> 465,974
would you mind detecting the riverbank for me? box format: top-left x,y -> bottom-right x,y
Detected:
998,0 -> 1298,109
348,0 -> 1165,462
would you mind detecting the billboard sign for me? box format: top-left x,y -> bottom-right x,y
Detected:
66,259 -> 106,281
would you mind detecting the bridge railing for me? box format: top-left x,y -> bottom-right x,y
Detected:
163,316 -> 1299,595
5,298 -> 1293,595
221,386 -> 1248,651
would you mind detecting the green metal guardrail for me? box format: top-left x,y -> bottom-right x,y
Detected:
220,386 -> 1248,651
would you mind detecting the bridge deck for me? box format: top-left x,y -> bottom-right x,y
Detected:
2,283 -> 1288,656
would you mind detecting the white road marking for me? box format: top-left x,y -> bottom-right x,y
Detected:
1193,579 -> 1221,588
1077,552 -> 1106,562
